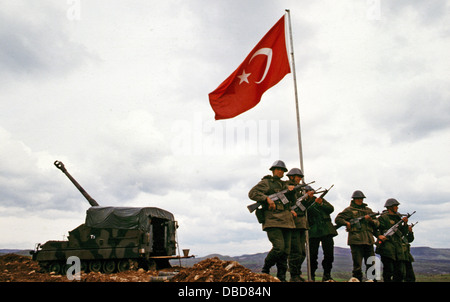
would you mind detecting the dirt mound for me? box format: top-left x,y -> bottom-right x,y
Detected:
0,254 -> 277,282
0,253 -> 54,282
0,253 -> 168,282
171,257 -> 280,282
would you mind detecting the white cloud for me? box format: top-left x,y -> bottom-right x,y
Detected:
0,1 -> 94,81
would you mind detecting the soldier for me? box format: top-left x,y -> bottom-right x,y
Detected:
304,186 -> 338,281
285,168 -> 310,282
248,160 -> 296,281
375,198 -> 410,282
335,190 -> 379,281
403,223 -> 416,282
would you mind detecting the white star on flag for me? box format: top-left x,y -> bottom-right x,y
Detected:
237,70 -> 251,84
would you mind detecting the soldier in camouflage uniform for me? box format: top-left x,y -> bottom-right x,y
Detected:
376,198 -> 410,282
304,186 -> 338,281
285,168 -> 312,282
248,160 -> 296,281
403,223 -> 416,282
335,190 -> 379,281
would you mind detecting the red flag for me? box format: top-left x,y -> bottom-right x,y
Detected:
209,16 -> 291,120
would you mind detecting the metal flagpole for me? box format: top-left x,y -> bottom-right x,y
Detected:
285,9 -> 304,173
285,9 -> 311,282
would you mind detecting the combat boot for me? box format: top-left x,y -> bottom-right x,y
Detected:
276,262 -> 288,282
276,271 -> 287,282
261,264 -> 270,275
322,272 -> 335,282
290,275 -> 305,282
290,275 -> 300,282
261,255 -> 275,274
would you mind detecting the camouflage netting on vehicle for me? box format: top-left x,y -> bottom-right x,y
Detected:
85,207 -> 175,231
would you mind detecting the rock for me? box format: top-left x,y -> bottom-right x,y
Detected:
170,257 -> 279,282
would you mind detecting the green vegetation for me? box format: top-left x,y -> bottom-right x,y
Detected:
415,274 -> 450,282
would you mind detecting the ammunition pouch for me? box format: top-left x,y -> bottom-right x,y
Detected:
255,209 -> 265,224
276,201 -> 286,211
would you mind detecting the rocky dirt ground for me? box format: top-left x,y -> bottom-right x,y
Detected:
0,254 -> 279,282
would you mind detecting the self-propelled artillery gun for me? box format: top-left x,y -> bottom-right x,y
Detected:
31,161 -> 192,274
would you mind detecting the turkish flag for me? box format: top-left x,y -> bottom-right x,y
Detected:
209,16 -> 291,120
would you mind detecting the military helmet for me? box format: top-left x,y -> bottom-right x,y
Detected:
304,185 -> 313,191
286,168 -> 304,177
269,160 -> 288,172
351,190 -> 366,199
384,198 -> 400,208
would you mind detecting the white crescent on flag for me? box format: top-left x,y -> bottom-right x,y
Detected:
249,47 -> 272,84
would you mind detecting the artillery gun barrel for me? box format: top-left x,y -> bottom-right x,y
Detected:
54,160 -> 99,207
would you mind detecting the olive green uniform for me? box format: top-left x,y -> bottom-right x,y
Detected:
335,200 -> 379,281
286,182 -> 308,281
375,211 -> 410,282
403,229 -> 416,282
248,175 -> 295,281
305,197 -> 338,280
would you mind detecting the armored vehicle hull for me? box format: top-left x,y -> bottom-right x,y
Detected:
31,206 -> 186,274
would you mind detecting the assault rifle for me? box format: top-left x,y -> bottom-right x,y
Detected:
401,221 -> 418,243
247,181 -> 315,213
335,211 -> 380,230
290,189 -> 322,214
409,221 -> 419,228
291,184 -> 334,214
376,211 -> 416,247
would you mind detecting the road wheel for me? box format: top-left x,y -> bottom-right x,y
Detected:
117,259 -> 130,272
102,260 -> 116,274
61,263 -> 71,275
80,260 -> 88,273
48,261 -> 62,274
89,260 -> 102,273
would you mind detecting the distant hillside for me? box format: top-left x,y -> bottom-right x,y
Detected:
176,246 -> 450,276
407,247 -> 450,275
0,249 -> 32,257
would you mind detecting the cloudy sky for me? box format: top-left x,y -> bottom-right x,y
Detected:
1,0 -> 449,257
